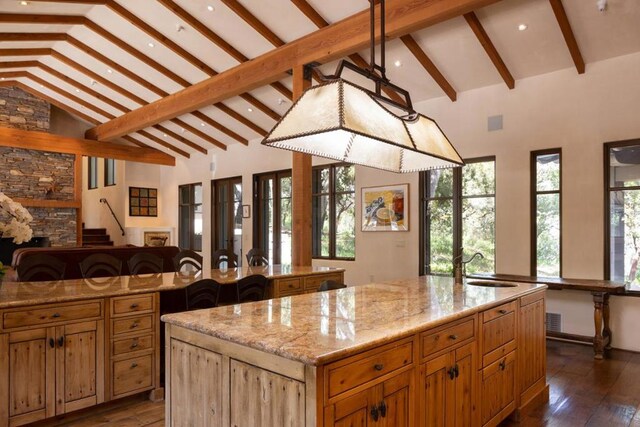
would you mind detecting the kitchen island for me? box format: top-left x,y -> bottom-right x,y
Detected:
162,276 -> 548,426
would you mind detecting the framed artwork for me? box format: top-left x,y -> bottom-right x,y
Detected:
242,205 -> 251,218
129,187 -> 158,217
362,183 -> 409,231
144,231 -> 170,247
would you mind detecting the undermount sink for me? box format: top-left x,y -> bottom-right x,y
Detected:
465,280 -> 518,288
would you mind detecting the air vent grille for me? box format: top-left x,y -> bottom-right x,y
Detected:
546,312 -> 561,333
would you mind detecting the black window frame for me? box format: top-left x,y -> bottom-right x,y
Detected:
312,162 -> 356,261
104,158 -> 116,187
178,182 -> 203,251
530,148 -> 562,277
253,169 -> 292,265
604,138 -> 640,282
88,156 -> 98,190
420,156 -> 496,275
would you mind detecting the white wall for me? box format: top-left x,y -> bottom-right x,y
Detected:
118,51 -> 640,350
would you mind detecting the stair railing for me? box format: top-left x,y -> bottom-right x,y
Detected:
99,198 -> 125,236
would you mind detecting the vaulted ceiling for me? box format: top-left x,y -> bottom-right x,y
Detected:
0,0 -> 638,162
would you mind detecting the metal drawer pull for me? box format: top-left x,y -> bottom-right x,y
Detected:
49,338 -> 55,348
130,341 -> 139,349
130,303 -> 139,309
499,360 -> 506,371
52,313 -> 61,318
374,363 -> 384,371
131,362 -> 138,368
131,322 -> 139,329
448,334 -> 458,340
57,336 -> 64,347
498,309 -> 508,314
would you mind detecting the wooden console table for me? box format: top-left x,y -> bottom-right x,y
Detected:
468,274 -> 626,359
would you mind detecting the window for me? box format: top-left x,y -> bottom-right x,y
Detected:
312,164 -> 356,260
421,157 -> 496,275
531,149 -> 562,277
254,170 -> 292,265
605,140 -> 640,285
88,157 -> 98,190
178,183 -> 203,251
104,158 -> 116,186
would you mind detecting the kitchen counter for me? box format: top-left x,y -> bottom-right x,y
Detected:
162,275 -> 546,366
0,265 -> 344,309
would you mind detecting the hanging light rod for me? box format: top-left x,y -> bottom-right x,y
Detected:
262,0 -> 463,173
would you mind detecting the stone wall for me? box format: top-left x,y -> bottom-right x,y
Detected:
0,86 -> 77,246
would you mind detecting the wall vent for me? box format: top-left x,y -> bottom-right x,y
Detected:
546,312 -> 561,333
487,115 -> 503,131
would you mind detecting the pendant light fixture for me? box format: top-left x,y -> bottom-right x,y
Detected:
262,0 -> 464,173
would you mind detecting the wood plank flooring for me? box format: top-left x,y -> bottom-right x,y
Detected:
31,340 -> 640,426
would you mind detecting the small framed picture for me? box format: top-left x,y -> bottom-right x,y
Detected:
362,183 -> 409,231
242,204 -> 251,218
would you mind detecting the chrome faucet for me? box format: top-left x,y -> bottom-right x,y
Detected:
453,250 -> 484,284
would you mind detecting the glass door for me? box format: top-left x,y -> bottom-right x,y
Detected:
212,177 -> 243,266
254,170 -> 292,265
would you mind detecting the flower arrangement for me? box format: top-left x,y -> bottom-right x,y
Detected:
0,192 -> 33,244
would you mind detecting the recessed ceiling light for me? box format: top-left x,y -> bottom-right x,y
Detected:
247,108 -> 253,112
518,24 -> 528,31
39,84 -> 44,88
148,42 -> 155,48
0,77 -> 5,81
394,60 -> 402,67
75,89 -> 80,93
163,133 -> 168,137
180,128 -> 185,133
91,80 -> 97,86
207,5 -> 214,12
19,1 -> 28,6
106,69 -> 112,74
200,122 -> 206,127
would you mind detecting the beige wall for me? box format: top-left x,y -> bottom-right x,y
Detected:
116,51 -> 640,350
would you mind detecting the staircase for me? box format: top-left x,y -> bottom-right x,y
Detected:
82,228 -> 114,247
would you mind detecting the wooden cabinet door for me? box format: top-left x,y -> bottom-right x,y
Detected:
479,351 -> 516,427
1,328 -> 55,427
420,353 -> 452,427
519,295 -> 546,402
452,343 -> 476,427
325,385 -> 376,427
56,320 -> 103,415
169,339 -> 224,427
379,370 -> 412,427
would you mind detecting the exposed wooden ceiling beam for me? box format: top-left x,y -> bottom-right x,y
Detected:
290,0 -> 406,106
87,0 -> 500,141
464,11 -> 514,89
213,102 -> 267,137
0,60 -> 40,69
171,118 -> 227,150
0,48 -> 52,56
400,35 -> 457,101
549,0 -> 585,74
136,130 -> 189,158
0,13 -> 84,24
156,0 -> 292,100
0,80 -> 174,157
105,1 -> 280,121
154,124 -> 210,153
221,0 -> 284,47
0,33 -> 66,42
0,126 -> 175,166
190,111 -> 247,145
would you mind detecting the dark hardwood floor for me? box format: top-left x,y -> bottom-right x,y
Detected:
502,340 -> 640,426
32,341 -> 640,426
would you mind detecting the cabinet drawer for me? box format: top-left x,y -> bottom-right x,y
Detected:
304,274 -> 343,291
2,301 -> 102,330
112,334 -> 153,356
111,294 -> 154,317
276,278 -> 303,295
482,311 -> 516,359
482,300 -> 516,323
327,339 -> 413,399
112,314 -> 153,336
112,354 -> 153,397
421,317 -> 475,359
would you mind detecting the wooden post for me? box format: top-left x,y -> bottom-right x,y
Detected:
291,65 -> 312,266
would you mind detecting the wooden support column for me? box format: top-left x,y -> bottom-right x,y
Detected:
291,65 -> 312,266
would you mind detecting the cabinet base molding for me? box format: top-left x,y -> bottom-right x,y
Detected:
148,387 -> 164,403
511,383 -> 550,422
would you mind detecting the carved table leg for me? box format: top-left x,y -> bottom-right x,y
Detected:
603,293 -> 612,351
592,292 -> 605,360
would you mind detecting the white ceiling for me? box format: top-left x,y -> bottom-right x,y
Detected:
0,0 -> 639,158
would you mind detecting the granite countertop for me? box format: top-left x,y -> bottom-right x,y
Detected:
161,275 -> 546,366
467,273 -> 626,293
0,265 -> 344,309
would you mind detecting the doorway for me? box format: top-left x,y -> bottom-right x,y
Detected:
212,177 -> 243,266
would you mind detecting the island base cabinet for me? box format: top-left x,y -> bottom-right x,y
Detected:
518,293 -> 547,410
419,342 -> 476,427
479,351 -> 516,427
324,370 -> 413,427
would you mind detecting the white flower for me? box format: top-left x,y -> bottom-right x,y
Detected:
0,191 -> 33,244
